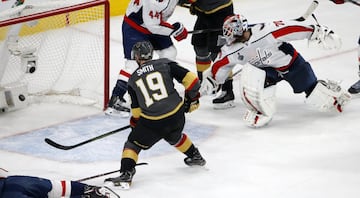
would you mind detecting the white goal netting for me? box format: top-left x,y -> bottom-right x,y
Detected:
0,0 -> 109,111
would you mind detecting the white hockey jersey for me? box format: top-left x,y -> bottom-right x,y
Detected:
124,0 -> 178,36
212,20 -> 315,84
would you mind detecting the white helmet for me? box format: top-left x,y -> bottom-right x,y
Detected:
223,14 -> 248,45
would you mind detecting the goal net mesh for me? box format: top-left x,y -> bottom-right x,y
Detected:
0,0 -> 109,109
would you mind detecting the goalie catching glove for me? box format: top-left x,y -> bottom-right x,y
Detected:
310,25 -> 342,50
184,92 -> 200,113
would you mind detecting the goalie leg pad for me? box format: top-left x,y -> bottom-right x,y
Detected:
243,109 -> 273,128
240,65 -> 277,116
306,80 -> 351,112
240,65 -> 277,128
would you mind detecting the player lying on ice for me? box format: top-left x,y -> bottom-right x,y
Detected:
200,14 -> 351,128
0,168 -> 119,198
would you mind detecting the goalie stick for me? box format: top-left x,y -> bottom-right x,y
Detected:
76,163 -> 148,182
188,0 -> 319,34
294,0 -> 319,21
44,125 -> 131,150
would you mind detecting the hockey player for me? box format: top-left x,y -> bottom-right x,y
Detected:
200,14 -> 351,128
178,0 -> 235,109
104,41 -> 206,189
328,0 -> 360,94
105,0 -> 188,116
0,168 -> 119,198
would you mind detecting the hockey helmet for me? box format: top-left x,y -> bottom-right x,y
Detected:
223,14 -> 248,44
131,41 -> 154,60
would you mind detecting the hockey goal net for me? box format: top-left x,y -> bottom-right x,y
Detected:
0,0 -> 110,111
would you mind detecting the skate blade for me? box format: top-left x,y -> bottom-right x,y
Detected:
187,164 -> 210,171
213,101 -> 236,110
104,108 -> 130,118
104,181 -> 131,190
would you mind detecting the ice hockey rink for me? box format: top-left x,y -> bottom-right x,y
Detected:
1,0 -> 360,197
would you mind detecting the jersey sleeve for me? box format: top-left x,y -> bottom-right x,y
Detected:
211,45 -> 245,84
170,62 -> 200,98
142,0 -> 175,36
267,20 -> 315,42
128,85 -> 141,118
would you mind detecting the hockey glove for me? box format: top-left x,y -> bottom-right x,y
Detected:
130,116 -> 139,128
330,0 -> 345,4
199,76 -> 220,96
310,25 -> 342,50
184,92 -> 200,113
172,22 -> 188,42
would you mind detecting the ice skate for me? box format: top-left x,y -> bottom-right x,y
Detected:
212,79 -> 235,109
212,90 -> 235,109
104,96 -> 130,117
184,148 -> 206,166
104,169 -> 135,190
83,186 -> 120,198
348,80 -> 360,94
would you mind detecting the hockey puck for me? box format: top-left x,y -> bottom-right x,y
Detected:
19,94 -> 26,101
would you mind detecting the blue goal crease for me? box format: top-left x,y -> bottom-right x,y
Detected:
0,114 -> 215,163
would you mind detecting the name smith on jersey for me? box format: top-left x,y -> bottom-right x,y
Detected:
136,64 -> 154,76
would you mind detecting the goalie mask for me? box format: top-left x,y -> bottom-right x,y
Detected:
131,41 -> 154,61
223,14 -> 248,45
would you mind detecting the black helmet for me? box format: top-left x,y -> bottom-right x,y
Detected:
131,41 -> 153,60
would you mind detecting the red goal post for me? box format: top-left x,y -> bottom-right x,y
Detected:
0,0 -> 110,111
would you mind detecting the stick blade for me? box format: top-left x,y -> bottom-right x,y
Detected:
44,138 -> 74,150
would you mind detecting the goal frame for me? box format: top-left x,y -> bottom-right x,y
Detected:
0,0 -> 110,110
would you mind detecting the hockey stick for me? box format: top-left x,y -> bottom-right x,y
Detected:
188,28 -> 222,34
347,0 -> 360,6
188,1 -> 319,35
293,0 -> 319,21
44,125 -> 131,150
76,163 -> 148,182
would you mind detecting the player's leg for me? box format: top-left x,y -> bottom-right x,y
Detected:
1,176 -> 52,198
212,77 -> 235,109
283,54 -> 351,112
163,109 -> 206,166
207,7 -> 236,109
105,23 -> 142,117
348,36 -> 360,94
104,119 -> 160,189
104,140 -> 140,189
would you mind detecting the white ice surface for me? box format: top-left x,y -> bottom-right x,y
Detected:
1,0 -> 360,198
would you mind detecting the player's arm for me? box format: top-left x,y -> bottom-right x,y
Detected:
267,20 -> 314,42
170,62 -> 200,112
142,0 -> 188,41
170,62 -> 200,96
269,20 -> 341,49
128,85 -> 141,127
